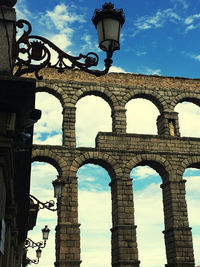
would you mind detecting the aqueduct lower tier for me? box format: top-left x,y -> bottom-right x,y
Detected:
30,69 -> 200,267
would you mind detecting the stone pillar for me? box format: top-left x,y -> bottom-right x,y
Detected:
112,107 -> 127,134
62,107 -> 76,147
55,176 -> 81,267
110,178 -> 140,267
0,6 -> 16,75
161,180 -> 194,267
157,112 -> 180,136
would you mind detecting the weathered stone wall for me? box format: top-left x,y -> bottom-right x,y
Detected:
31,68 -> 200,267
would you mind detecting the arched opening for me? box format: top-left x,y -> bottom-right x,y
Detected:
77,163 -> 112,267
27,162 -> 58,266
175,101 -> 200,137
33,92 -> 63,145
76,95 -> 112,147
126,98 -> 160,134
130,165 -> 165,267
183,167 -> 200,265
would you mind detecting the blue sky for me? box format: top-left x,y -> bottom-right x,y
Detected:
16,0 -> 200,78
14,0 -> 200,266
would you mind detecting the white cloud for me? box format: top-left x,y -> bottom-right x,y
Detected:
175,102 -> 200,137
131,166 -> 159,180
136,51 -> 147,57
79,190 -> 111,267
133,9 -> 181,35
185,24 -> 196,32
37,4 -> 85,55
33,133 -> 62,145
15,0 -> 32,20
137,66 -> 161,75
133,181 -> 166,266
171,0 -> 189,10
44,3 -> 85,32
76,95 -> 112,147
185,14 -> 200,25
177,0 -> 189,9
184,14 -> 200,32
126,98 -> 160,134
33,92 -> 62,145
109,65 -> 127,73
80,34 -> 98,53
17,2 -> 88,61
48,33 -> 72,51
191,54 -> 200,61
84,177 -> 95,182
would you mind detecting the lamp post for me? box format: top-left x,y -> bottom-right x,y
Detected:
0,1 -> 125,79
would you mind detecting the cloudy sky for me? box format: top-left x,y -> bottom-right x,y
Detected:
14,0 -> 200,266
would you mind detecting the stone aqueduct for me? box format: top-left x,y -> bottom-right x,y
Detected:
29,69 -> 200,267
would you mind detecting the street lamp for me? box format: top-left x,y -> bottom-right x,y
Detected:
29,176 -> 65,212
11,1 -> 125,79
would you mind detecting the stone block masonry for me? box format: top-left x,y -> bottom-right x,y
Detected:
29,68 -> 200,267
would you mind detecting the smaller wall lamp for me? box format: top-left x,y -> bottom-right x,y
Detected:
25,225 -> 50,265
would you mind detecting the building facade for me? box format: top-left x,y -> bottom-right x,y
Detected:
0,76 -> 39,267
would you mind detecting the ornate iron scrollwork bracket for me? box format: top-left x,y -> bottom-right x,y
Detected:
29,194 -> 57,211
24,238 -> 44,265
14,20 -> 113,80
25,257 -> 39,265
25,237 -> 46,249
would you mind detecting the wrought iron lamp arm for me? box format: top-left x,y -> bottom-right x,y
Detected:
14,19 -> 113,80
29,194 -> 57,211
25,237 -> 46,249
25,257 -> 39,265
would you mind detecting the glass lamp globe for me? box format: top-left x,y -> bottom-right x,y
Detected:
92,2 -> 125,54
52,176 -> 65,198
36,248 -> 42,259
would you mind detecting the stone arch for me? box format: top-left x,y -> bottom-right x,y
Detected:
32,147 -> 67,176
71,87 -> 117,112
178,156 -> 200,177
36,83 -> 66,109
124,89 -> 167,114
171,92 -> 200,111
70,151 -> 121,179
126,154 -> 170,181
